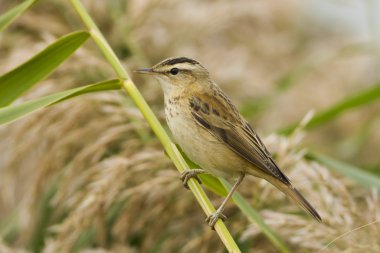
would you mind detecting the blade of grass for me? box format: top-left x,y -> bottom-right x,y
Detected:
220,179 -> 291,253
71,227 -> 96,253
200,174 -> 228,196
280,84 -> 380,135
199,176 -> 291,253
29,185 -> 57,253
305,151 -> 380,192
0,31 -> 90,107
175,145 -> 291,252
0,0 -> 38,32
0,79 -> 121,125
0,211 -> 19,243
70,1 -> 241,252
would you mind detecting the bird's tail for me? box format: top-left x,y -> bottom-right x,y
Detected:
274,180 -> 322,222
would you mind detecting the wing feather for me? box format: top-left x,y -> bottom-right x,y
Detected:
189,94 -> 290,184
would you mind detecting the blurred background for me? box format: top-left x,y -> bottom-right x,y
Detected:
0,0 -> 379,252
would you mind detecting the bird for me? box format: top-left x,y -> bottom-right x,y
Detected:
135,56 -> 322,228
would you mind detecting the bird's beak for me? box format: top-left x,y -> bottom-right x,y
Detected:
134,68 -> 155,75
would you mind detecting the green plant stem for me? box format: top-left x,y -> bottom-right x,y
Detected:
70,0 -> 241,252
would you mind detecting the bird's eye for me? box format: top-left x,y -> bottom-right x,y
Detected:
170,68 -> 179,75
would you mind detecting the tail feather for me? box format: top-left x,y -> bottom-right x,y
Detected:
276,182 -> 322,222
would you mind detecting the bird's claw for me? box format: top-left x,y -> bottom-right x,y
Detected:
205,210 -> 227,230
180,169 -> 202,189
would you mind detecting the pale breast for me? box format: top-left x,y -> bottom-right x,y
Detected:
165,97 -> 246,178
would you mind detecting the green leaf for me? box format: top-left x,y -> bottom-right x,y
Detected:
306,151 -> 380,192
200,174 -> 228,196
220,179 -> 291,253
280,84 -> 380,135
0,30 -> 90,107
177,146 -> 291,252
0,211 -> 19,242
29,183 -> 57,252
202,178 -> 291,253
0,79 -> 121,125
0,0 -> 37,32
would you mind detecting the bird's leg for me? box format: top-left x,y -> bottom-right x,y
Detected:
180,169 -> 206,189
206,172 -> 245,229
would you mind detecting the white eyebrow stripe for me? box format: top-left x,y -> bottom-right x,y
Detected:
164,63 -> 200,71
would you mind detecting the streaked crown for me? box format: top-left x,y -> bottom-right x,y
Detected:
152,57 -> 208,76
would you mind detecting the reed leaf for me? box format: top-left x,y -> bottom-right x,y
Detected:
0,79 -> 121,125
221,179 -> 291,253
0,0 -> 37,32
0,31 -> 90,107
306,151 -> 380,192
182,150 -> 291,253
280,84 -> 380,135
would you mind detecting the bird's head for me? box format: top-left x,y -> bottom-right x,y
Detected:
135,57 -> 210,94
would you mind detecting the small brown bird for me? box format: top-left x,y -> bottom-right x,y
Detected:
136,57 -> 321,228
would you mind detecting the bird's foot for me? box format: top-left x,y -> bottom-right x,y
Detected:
205,210 -> 227,230
180,169 -> 204,189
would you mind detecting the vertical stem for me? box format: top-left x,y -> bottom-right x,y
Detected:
70,0 -> 241,252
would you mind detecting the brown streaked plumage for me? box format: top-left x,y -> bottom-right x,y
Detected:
135,57 -> 322,228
